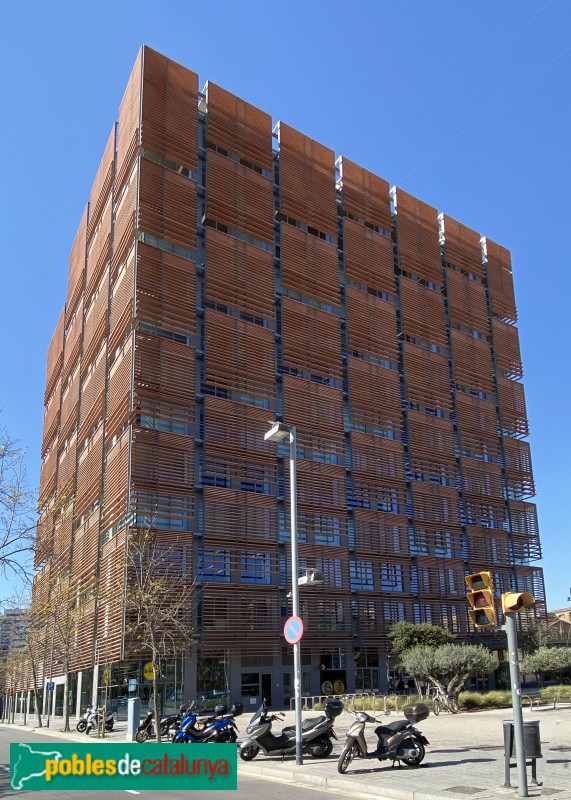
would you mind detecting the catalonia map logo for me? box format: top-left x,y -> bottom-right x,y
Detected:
10,743 -> 237,791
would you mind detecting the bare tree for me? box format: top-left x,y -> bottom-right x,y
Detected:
3,594 -> 46,728
0,421 -> 36,584
124,528 -> 196,742
42,573 -> 90,731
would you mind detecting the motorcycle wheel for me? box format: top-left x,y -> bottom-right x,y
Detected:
309,736 -> 333,759
135,729 -> 150,743
76,720 -> 87,733
337,743 -> 357,774
239,744 -> 260,761
401,740 -> 425,767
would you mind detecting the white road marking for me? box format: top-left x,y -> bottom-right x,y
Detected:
125,791 -> 141,795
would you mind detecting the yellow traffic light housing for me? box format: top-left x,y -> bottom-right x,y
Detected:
465,572 -> 497,627
501,592 -> 535,614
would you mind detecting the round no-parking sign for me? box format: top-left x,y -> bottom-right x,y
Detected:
283,615 -> 304,644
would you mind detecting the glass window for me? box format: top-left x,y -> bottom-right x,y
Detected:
240,551 -> 271,585
198,548 -> 231,582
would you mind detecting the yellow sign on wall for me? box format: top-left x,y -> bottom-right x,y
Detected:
143,661 -> 158,681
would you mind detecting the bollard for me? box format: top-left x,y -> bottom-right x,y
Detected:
127,697 -> 141,742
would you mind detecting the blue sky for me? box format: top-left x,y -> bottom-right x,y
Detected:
1,1 -> 569,609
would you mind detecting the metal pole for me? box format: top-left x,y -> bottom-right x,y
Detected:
46,611 -> 56,728
289,426 -> 303,766
505,613 -> 528,797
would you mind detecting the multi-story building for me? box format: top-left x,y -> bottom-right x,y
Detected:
0,608 -> 28,657
33,45 -> 545,714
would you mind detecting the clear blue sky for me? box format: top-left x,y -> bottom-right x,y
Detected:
1,1 -> 569,609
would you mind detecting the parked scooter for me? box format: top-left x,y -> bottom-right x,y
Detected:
136,703 -> 192,743
85,706 -> 115,734
76,705 -> 94,733
239,699 -> 343,761
172,702 -> 244,744
337,703 -> 430,773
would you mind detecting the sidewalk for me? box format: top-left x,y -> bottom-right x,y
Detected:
2,704 -> 570,800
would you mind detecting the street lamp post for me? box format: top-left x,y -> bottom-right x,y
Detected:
265,421 -> 303,765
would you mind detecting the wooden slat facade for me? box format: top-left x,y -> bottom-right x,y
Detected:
30,46 -> 544,704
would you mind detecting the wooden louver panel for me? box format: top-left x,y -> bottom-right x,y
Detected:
88,126 -> 116,242
206,81 -> 273,172
461,457 -> 504,500
441,214 -> 484,279
346,286 -> 398,364
279,122 -> 337,235
206,150 -> 273,245
343,218 -> 394,296
283,376 -> 344,465
138,158 -> 197,251
281,297 -> 342,382
66,207 -> 87,323
493,318 -> 523,379
339,157 -> 392,231
116,50 -> 142,193
41,377 -> 61,456
485,238 -> 517,323
451,329 -> 495,397
497,375 -> 529,437
205,309 -> 275,402
446,269 -> 489,335
136,242 -> 196,338
44,308 -> 65,403
412,483 -> 461,529
348,358 -> 401,436
400,278 -> 448,349
408,410 -> 457,484
205,228 -> 274,321
141,46 -> 198,172
395,188 -> 442,285
281,223 -> 339,307
134,332 -> 195,432
404,342 -> 452,411
503,438 -> 535,498
456,393 -> 501,460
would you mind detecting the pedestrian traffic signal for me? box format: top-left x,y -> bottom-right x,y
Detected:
501,592 -> 535,614
465,572 -> 496,627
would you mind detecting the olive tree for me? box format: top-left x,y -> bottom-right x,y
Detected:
522,646 -> 571,682
401,643 -> 497,696
388,622 -> 454,656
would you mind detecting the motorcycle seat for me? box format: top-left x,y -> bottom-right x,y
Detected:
375,719 -> 410,736
282,715 -> 326,736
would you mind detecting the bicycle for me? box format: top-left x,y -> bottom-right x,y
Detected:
431,691 -> 459,715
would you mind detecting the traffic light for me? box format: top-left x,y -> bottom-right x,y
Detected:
501,592 -> 535,614
465,571 -> 497,627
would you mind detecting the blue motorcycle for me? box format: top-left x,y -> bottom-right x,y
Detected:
172,702 -> 243,743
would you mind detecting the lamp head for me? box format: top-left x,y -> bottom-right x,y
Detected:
264,421 -> 291,442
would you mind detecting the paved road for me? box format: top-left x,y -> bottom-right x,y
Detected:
2,704 -> 571,800
0,726 -> 369,800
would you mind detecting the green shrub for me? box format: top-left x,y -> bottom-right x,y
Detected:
458,691 -> 486,709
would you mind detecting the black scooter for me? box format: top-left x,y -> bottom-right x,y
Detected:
136,703 -> 191,743
239,699 -> 343,761
337,703 -> 430,773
